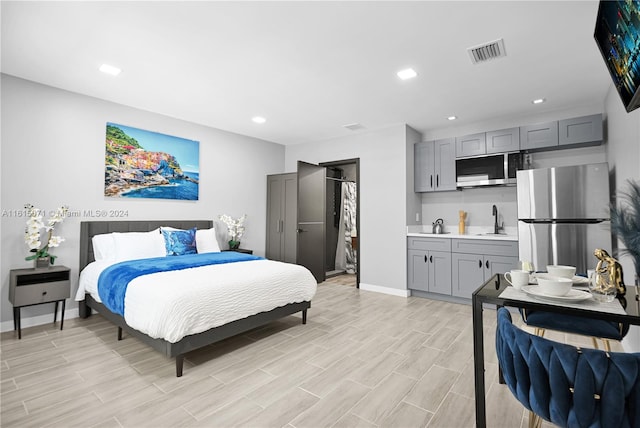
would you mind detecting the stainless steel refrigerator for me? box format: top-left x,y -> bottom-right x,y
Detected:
517,162 -> 612,275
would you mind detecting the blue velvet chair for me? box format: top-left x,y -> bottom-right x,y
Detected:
519,307 -> 629,352
496,307 -> 640,428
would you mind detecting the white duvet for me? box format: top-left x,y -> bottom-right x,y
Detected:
76,258 -> 317,343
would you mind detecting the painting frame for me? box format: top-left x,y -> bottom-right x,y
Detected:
104,122 -> 200,201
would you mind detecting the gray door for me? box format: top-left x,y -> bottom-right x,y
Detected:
297,161 -> 325,283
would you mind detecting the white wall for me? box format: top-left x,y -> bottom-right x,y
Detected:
604,84 -> 640,352
285,124 -> 410,295
419,105 -> 607,232
0,74 -> 285,330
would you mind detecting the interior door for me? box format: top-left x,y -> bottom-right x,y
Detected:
297,161 -> 326,283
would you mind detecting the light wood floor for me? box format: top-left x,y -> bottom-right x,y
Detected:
1,274 -> 622,428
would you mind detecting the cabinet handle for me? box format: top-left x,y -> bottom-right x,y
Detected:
430,255 -> 433,263
430,175 -> 433,188
486,260 -> 490,269
279,219 -> 284,233
436,174 -> 439,187
424,255 -> 427,263
478,260 -> 482,268
42,291 -> 47,296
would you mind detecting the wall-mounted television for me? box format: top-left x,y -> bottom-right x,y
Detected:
594,0 -> 640,113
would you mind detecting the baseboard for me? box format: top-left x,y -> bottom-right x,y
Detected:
0,308 -> 80,333
359,282 -> 410,297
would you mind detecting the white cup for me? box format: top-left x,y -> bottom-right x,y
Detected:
505,270 -> 530,290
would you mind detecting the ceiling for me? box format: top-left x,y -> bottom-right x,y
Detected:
1,1 -> 611,146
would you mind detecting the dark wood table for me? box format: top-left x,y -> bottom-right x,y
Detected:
472,274 -> 640,428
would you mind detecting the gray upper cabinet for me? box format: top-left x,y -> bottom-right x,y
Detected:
520,121 -> 559,150
266,173 -> 297,263
558,114 -> 603,146
414,138 -> 456,192
486,127 -> 520,154
456,133 -> 486,157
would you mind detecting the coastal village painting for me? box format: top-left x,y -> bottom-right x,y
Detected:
104,123 -> 200,200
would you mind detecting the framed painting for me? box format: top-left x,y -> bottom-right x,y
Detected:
104,123 -> 200,200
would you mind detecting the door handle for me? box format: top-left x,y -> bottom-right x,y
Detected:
296,228 -> 306,233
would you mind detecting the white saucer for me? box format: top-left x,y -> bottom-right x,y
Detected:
521,285 -> 592,302
529,274 -> 590,286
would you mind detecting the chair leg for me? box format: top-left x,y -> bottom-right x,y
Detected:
528,411 -> 542,428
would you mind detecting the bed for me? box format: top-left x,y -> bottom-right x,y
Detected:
77,220 -> 316,377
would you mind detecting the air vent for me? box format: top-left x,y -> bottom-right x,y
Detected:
343,123 -> 365,131
467,38 -> 506,64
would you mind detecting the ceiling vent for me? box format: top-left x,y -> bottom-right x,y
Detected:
343,123 -> 365,131
467,38 -> 506,64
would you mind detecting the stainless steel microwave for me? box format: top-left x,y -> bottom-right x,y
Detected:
456,152 -> 523,188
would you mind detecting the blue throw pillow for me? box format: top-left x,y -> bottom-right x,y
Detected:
162,227 -> 197,256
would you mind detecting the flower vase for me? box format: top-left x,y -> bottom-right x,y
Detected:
35,256 -> 51,269
228,240 -> 241,250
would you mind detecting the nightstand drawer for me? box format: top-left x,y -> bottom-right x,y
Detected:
11,280 -> 70,306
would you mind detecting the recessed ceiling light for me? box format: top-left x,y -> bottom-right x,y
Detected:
99,64 -> 121,76
397,68 -> 417,80
447,116 -> 458,121
252,116 -> 266,124
532,98 -> 546,104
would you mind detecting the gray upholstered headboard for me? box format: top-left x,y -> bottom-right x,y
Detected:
79,220 -> 213,270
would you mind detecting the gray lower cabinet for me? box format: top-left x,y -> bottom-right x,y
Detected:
451,239 -> 518,299
407,237 -> 452,295
266,173 -> 297,263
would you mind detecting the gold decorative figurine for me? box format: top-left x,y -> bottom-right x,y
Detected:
594,248 -> 626,296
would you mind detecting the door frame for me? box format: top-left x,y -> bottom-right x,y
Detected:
320,158 -> 360,288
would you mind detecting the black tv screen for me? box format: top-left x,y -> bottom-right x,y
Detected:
594,0 -> 640,113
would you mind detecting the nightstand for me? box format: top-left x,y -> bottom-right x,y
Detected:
223,248 -> 253,254
9,265 -> 71,339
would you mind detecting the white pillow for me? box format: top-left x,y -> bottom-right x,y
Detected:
92,233 -> 116,261
112,229 -> 167,261
196,228 -> 221,253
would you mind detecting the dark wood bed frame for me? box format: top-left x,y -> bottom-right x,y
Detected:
78,220 -> 310,377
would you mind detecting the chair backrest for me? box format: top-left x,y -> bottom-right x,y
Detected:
496,307 -> 640,428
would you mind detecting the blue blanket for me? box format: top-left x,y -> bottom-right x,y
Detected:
98,252 -> 262,316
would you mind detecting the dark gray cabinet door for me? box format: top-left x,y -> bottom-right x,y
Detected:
558,114 -> 603,146
520,121 -> 559,150
408,249 -> 429,291
434,138 -> 456,191
456,132 -> 486,157
452,253 -> 485,298
414,141 -> 435,192
486,127 -> 520,154
266,173 -> 297,263
297,161 -> 326,283
428,250 -> 452,295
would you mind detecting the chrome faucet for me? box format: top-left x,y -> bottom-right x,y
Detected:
492,204 -> 503,234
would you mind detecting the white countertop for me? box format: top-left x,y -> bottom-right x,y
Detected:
407,225 -> 518,241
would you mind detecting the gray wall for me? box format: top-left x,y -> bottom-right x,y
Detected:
285,124 -> 412,294
0,74 -> 285,330
604,84 -> 640,352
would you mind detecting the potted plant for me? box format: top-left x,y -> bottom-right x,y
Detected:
24,203 -> 68,267
219,214 -> 246,250
610,180 -> 640,285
